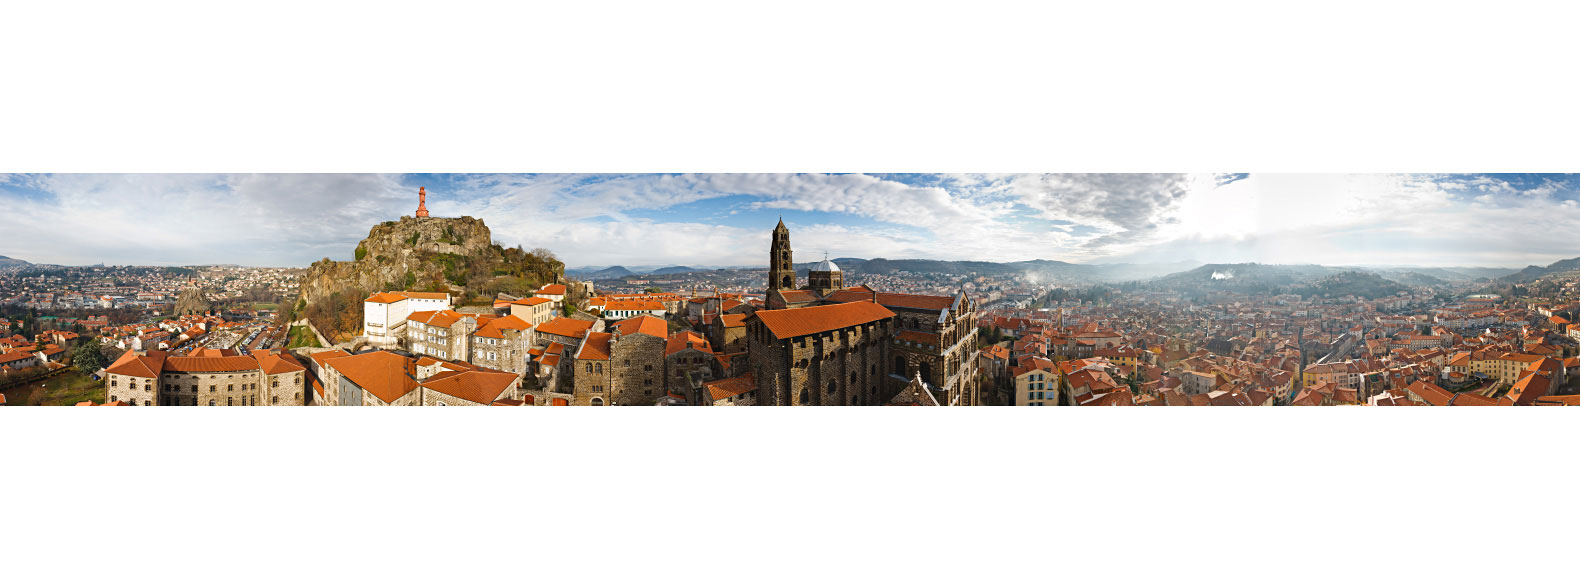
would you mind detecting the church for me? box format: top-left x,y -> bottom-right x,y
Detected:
745,219 -> 983,405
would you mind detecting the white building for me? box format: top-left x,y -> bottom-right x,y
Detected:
363,291 -> 452,348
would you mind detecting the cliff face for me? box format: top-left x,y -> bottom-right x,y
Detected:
172,286 -> 211,316
295,215 -> 564,342
298,216 -> 494,308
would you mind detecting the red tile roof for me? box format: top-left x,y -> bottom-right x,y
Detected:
705,373 -> 756,401
666,330 -> 712,356
325,351 -> 418,403
424,369 -> 520,405
751,301 -> 895,340
536,317 -> 596,339
576,332 -> 612,361
613,315 -> 667,338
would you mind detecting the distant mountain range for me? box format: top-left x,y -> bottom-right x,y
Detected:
565,256 -> 1580,289
1498,256 -> 1580,283
0,255 -> 31,268
569,258 -> 1205,282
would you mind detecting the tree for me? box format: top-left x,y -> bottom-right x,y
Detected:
72,342 -> 108,373
529,247 -> 558,262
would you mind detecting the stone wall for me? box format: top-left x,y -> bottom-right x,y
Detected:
610,333 -> 665,406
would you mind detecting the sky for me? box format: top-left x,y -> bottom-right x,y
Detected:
1,173 -> 1577,269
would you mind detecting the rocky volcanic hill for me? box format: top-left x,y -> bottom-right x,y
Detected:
295,215 -> 564,342
172,286 -> 211,315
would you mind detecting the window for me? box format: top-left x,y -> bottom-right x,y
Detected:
827,380 -> 836,394
798,389 -> 809,405
228,384 -> 234,391
227,397 -> 233,406
145,384 -> 151,391
586,363 -> 592,373
272,396 -> 279,405
209,400 -> 215,406
110,395 -> 118,402
643,379 -> 652,386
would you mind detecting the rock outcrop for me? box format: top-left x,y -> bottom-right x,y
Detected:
294,215 -> 564,342
172,286 -> 211,316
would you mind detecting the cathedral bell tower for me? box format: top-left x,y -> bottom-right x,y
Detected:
768,218 -> 795,293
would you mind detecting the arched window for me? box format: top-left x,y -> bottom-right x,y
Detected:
851,395 -> 858,405
586,363 -> 592,373
591,397 -> 604,406
894,356 -> 907,376
781,275 -> 793,288
920,362 -> 933,381
850,371 -> 858,383
798,389 -> 809,405
595,363 -> 602,373
827,380 -> 836,394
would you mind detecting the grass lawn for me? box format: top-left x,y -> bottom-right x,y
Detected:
286,325 -> 322,349
253,302 -> 279,310
0,369 -> 105,406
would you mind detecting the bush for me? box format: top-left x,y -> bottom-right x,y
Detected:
354,245 -> 368,260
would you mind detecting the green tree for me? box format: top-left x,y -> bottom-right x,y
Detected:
71,342 -> 108,373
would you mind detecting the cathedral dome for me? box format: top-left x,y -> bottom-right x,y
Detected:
811,257 -> 840,272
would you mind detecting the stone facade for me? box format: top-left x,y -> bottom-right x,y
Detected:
747,314 -> 893,406
610,332 -> 665,406
103,350 -> 307,406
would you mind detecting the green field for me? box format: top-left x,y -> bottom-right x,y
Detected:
286,325 -> 322,348
0,369 -> 106,406
253,302 -> 279,310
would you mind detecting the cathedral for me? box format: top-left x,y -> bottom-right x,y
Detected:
748,219 -> 983,405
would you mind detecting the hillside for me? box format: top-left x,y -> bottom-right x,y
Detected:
1292,271 -> 1410,300
1499,256 -> 1580,283
294,215 -> 563,342
0,255 -> 30,268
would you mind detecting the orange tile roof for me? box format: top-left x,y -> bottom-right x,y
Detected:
666,331 -> 712,356
705,373 -> 756,401
719,314 -> 746,328
576,332 -> 612,361
474,315 -> 532,339
325,351 -> 419,403
825,289 -> 956,311
536,317 -> 596,339
103,350 -> 165,379
423,369 -> 520,405
751,301 -> 895,340
537,284 -> 567,295
512,296 -> 552,306
613,315 -> 667,338
165,355 -> 263,373
407,310 -> 468,328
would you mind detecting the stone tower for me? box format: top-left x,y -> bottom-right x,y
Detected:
808,252 -> 843,297
415,186 -> 430,218
768,218 -> 795,293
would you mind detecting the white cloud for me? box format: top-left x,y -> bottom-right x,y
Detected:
2,173 -> 1576,269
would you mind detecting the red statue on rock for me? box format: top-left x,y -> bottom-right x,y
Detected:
415,186 -> 430,218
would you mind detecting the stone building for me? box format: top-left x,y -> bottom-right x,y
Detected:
608,316 -> 667,406
746,301 -> 897,406
666,331 -> 716,395
102,348 -> 307,406
471,314 -> 534,375
313,350 -> 522,406
807,255 -> 844,298
572,332 -> 613,405
405,310 -> 480,361
824,288 -> 982,406
748,219 -> 983,405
